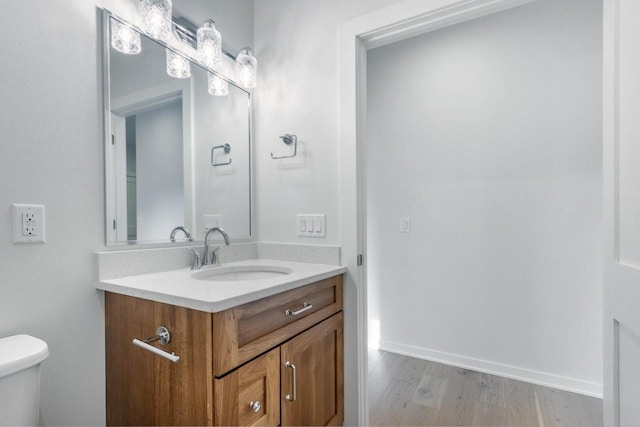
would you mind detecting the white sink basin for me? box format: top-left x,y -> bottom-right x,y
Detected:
192,265 -> 293,282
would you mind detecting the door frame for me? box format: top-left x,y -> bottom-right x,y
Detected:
602,0 -> 636,426
338,0 -> 552,424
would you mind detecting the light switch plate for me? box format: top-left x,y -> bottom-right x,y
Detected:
12,204 -> 46,243
297,214 -> 326,238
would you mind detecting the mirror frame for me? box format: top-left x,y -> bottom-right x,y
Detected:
101,8 -> 253,247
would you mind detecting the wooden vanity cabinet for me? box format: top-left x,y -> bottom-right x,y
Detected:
214,347 -> 280,426
105,293 -> 214,426
214,313 -> 344,427
211,275 -> 343,376
105,274 -> 343,426
281,312 -> 344,426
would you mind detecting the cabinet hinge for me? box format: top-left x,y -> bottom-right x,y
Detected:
111,134 -> 115,145
113,219 -> 116,230
357,254 -> 364,266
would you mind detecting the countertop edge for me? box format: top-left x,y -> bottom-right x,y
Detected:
97,265 -> 347,313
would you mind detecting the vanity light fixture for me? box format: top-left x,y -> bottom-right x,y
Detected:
208,73 -> 229,96
235,47 -> 257,89
119,5 -> 258,89
197,20 -> 222,69
141,0 -> 173,41
166,46 -> 191,79
110,19 -> 141,55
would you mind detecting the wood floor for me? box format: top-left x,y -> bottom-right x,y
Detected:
368,350 -> 603,426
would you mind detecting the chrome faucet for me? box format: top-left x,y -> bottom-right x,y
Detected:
202,227 -> 230,267
170,226 -> 192,242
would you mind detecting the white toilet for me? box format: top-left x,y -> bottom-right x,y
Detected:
0,334 -> 49,426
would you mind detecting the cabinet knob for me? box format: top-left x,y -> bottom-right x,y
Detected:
249,400 -> 262,413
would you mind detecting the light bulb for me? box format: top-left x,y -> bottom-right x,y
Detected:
166,48 -> 191,79
141,0 -> 172,41
110,19 -> 141,55
208,73 -> 229,96
235,47 -> 257,89
197,20 -> 222,69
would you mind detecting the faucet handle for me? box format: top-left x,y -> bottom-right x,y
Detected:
211,247 -> 223,267
187,248 -> 201,270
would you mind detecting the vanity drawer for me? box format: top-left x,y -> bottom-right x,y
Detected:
214,347 -> 280,426
212,274 -> 343,376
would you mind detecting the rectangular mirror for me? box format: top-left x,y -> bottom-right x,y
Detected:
103,11 -> 252,245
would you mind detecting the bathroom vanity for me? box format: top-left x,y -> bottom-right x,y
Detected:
99,260 -> 344,426
98,9 -> 344,424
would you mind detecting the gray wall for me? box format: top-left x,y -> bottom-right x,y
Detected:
0,0 -> 253,424
367,0 -> 603,394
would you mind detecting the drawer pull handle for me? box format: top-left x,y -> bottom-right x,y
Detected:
249,400 -> 262,413
132,326 -> 180,363
285,302 -> 313,316
285,361 -> 297,402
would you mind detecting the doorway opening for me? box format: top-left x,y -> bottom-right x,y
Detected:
339,0 -> 603,425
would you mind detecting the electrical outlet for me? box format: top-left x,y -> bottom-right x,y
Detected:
203,214 -> 222,232
12,204 -> 46,243
400,217 -> 411,233
22,212 -> 37,236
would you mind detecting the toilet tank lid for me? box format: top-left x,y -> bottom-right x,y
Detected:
0,334 -> 49,378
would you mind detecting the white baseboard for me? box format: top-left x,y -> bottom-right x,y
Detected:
376,340 -> 603,398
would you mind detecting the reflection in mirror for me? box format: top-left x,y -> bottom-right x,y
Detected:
105,14 -> 251,245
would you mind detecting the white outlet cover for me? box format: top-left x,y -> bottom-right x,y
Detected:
203,214 -> 222,231
400,217 -> 411,233
12,204 -> 46,243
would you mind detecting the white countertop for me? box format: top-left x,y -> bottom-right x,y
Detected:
96,259 -> 346,313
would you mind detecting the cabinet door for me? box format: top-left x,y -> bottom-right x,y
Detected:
280,312 -> 344,426
105,293 -> 213,426
214,347 -> 280,426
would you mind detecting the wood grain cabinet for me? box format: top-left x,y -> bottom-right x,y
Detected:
281,313 -> 344,426
105,274 -> 343,426
214,347 -> 280,426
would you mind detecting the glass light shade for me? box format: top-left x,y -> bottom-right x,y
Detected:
110,19 -> 141,55
141,0 -> 172,41
197,20 -> 222,69
208,73 -> 229,96
166,48 -> 191,79
235,47 -> 257,89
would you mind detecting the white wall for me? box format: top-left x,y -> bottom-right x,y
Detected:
135,100 -> 185,241
253,0 -> 405,245
175,0 -> 254,56
192,66 -> 252,240
109,33 -> 171,101
0,1 -> 253,425
367,0 -> 602,394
